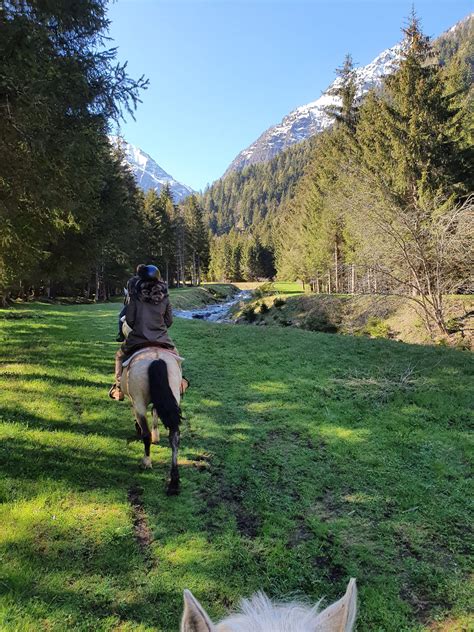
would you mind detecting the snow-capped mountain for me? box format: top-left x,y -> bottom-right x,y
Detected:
226,11 -> 473,175
225,44 -> 403,174
111,136 -> 194,201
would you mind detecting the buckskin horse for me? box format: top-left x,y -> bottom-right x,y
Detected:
121,347 -> 183,495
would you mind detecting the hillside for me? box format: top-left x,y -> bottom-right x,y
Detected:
201,135 -> 317,235
200,14 -> 473,239
225,13 -> 473,175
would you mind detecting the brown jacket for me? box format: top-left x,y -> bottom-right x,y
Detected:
123,280 -> 174,354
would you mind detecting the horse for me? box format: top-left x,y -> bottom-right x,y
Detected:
181,578 -> 357,632
121,347 -> 182,495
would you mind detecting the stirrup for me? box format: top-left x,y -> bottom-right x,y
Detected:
109,384 -> 124,401
180,377 -> 190,396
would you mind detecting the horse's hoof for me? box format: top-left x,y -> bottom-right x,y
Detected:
141,457 -> 152,469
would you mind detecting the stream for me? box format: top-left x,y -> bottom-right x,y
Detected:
174,290 -> 252,322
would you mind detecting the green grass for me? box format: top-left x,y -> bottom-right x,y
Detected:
261,281 -> 306,296
0,300 -> 472,630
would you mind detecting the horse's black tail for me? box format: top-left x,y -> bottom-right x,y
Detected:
148,359 -> 180,432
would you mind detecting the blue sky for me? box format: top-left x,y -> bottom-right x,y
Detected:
108,0 -> 473,191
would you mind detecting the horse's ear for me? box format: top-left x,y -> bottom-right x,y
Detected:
313,578 -> 357,631
181,590 -> 216,632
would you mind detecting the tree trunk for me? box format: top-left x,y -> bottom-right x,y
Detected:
175,252 -> 180,288
196,255 -> 201,286
351,265 -> 355,294
327,271 -> 331,294
334,242 -> 339,293
95,266 -> 101,302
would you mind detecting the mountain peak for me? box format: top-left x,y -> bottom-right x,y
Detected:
225,43 -> 402,175
110,136 -> 194,202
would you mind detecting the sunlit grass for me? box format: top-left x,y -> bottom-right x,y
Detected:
0,299 -> 472,630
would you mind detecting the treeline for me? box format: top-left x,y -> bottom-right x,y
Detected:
140,188 -> 209,290
0,0 -> 209,304
276,13 -> 473,335
208,232 -> 275,281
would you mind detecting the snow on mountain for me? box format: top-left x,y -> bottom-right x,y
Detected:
225,44 -> 403,174
110,136 -> 194,202
445,11 -> 473,34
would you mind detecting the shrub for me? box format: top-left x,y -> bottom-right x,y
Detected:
242,306 -> 257,323
445,317 -> 462,334
259,302 -> 270,315
303,311 -> 338,333
273,297 -> 285,309
363,317 -> 391,339
253,282 -> 273,299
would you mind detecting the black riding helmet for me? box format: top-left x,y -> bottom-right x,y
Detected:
139,264 -> 160,281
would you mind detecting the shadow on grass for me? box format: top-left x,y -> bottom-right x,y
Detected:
1,304 -> 473,629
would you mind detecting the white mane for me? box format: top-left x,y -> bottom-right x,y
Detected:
217,592 -> 322,631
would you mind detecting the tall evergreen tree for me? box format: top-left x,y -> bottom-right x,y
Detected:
325,53 -> 360,133
344,11 -> 473,333
182,195 -> 210,285
0,0 -> 147,303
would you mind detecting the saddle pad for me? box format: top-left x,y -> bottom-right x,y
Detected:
123,347 -> 184,368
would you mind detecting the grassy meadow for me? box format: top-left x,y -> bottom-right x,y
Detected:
0,298 -> 472,631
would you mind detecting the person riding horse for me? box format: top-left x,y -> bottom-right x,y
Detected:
109,264 -> 178,401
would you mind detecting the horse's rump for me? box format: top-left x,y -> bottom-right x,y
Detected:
122,348 -> 182,409
148,359 -> 181,431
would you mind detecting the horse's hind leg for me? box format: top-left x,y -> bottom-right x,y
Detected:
136,413 -> 152,469
167,428 -> 180,496
151,408 -> 160,444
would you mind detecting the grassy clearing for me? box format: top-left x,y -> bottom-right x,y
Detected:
0,300 -> 472,630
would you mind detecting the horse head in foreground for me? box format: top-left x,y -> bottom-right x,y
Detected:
181,578 -> 357,631
121,348 -> 183,495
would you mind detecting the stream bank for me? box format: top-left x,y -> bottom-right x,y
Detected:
174,289 -> 251,322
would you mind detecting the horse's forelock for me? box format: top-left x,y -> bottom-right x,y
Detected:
217,593 -> 321,632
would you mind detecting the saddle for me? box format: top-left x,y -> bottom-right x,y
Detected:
122,346 -> 184,369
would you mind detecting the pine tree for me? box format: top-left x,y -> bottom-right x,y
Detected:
345,11 -> 474,333
0,0 -> 146,303
325,53 -> 359,133
357,11 -> 470,206
182,195 -> 210,285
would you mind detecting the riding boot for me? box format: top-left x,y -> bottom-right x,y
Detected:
109,349 -> 125,401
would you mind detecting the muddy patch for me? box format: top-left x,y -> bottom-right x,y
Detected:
128,485 -> 154,565
198,468 -> 261,538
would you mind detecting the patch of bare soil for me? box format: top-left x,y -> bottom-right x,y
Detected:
198,467 -> 261,538
127,485 -> 154,565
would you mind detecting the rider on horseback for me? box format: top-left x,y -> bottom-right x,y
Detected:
109,264 -> 177,401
